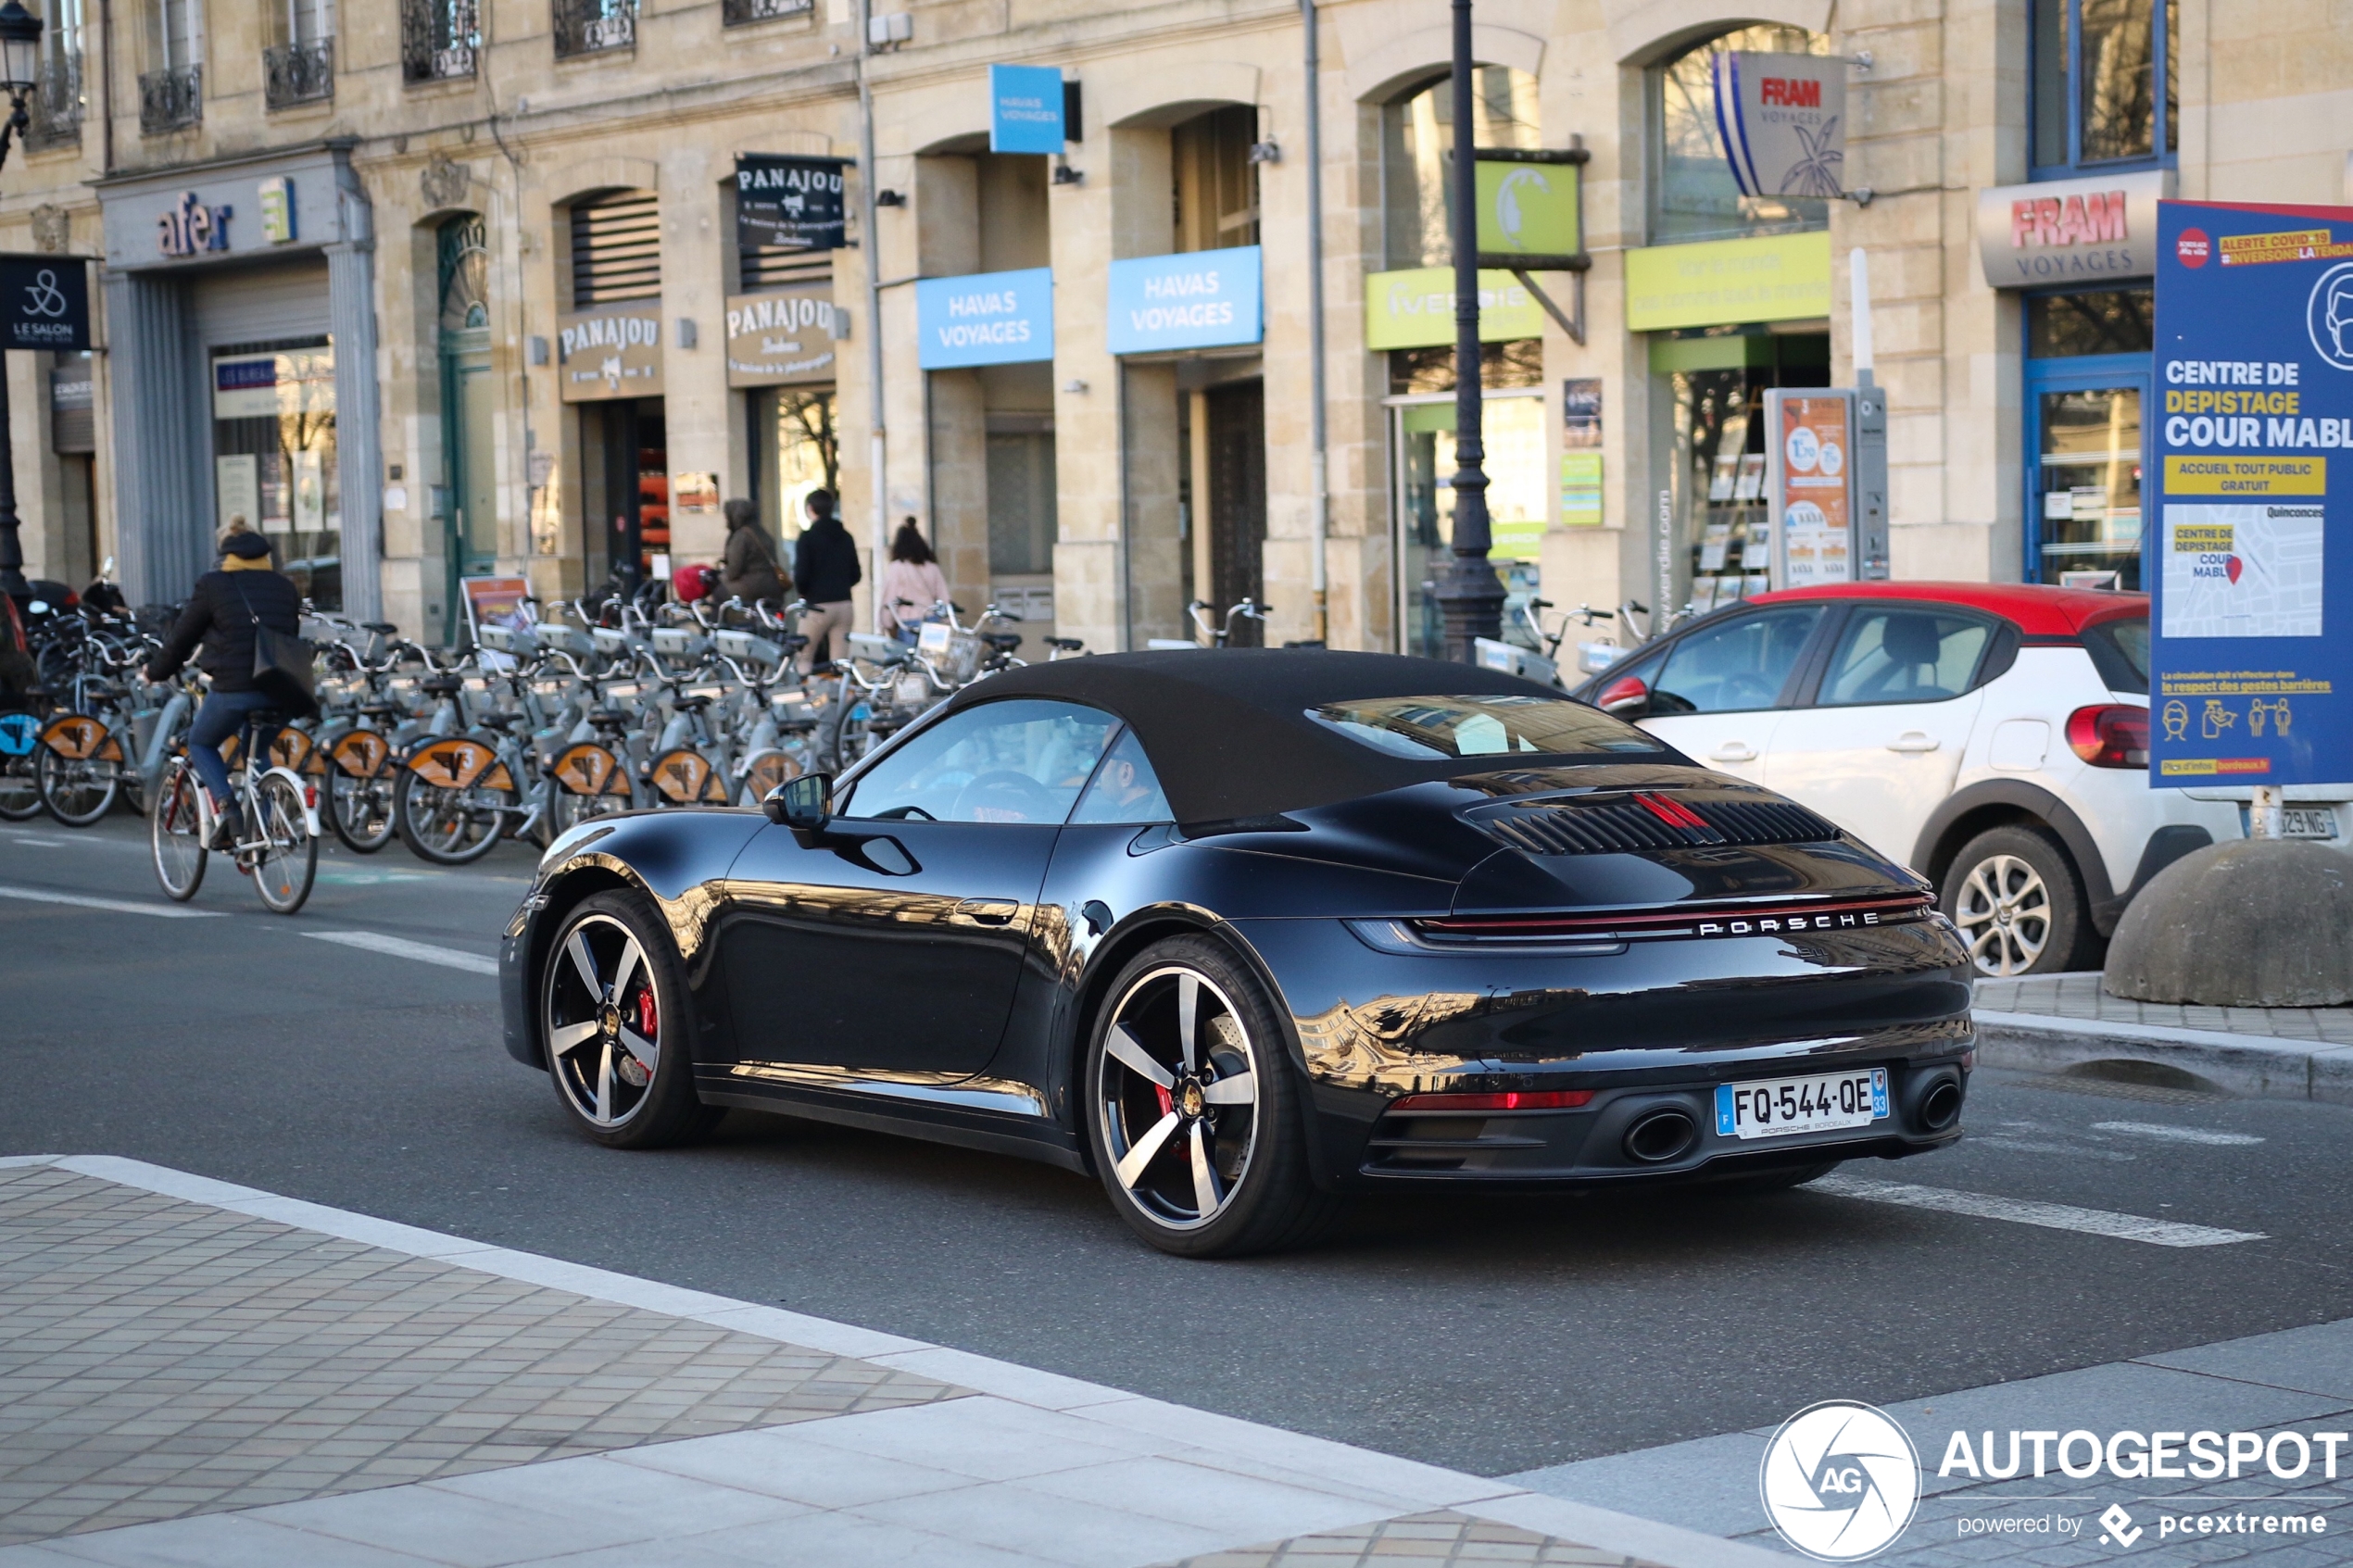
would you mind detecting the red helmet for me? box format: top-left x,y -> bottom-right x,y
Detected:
673,562 -> 714,603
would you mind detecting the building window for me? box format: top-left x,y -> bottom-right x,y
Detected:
2032,0 -> 2176,173
1172,105 -> 1260,253
264,0 -> 335,109
723,0 -> 812,24
569,190 -> 661,307
554,0 -> 635,57
139,0 -> 201,133
401,0 -> 478,82
28,0 -> 83,149
2024,288 -> 2152,588
1649,26 -> 1829,246
1381,67 -> 1539,270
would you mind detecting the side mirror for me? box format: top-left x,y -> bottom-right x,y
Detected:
763,771 -> 833,829
1597,674 -> 1650,717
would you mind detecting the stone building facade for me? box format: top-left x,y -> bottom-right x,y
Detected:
0,0 -> 2339,653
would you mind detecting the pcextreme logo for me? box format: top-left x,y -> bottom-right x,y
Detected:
1760,1401 -> 1922,1561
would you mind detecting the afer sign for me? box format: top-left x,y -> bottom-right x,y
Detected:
1976,169 -> 2170,285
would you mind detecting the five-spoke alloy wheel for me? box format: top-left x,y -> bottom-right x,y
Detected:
540,891 -> 718,1148
1086,935 -> 1337,1257
1940,823 -> 2089,978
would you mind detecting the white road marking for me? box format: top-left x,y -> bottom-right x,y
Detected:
1813,1173 -> 2265,1248
2092,1121 -> 2265,1147
0,884 -> 224,919
1,834 -> 70,847
305,930 -> 498,975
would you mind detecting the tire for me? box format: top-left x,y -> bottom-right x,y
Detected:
249,774 -> 316,915
539,890 -> 721,1148
329,768 -> 397,854
1939,823 -> 2091,977
0,737 -> 44,821
150,759 -> 208,902
394,763 -> 510,865
36,745 -> 119,826
1084,935 -> 1341,1258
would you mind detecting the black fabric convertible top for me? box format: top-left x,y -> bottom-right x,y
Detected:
938,649 -> 1599,826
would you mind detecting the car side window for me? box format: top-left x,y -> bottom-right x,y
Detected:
1650,607 -> 1826,715
1068,727 -> 1175,824
1817,609 -> 1994,707
838,700 -> 1117,823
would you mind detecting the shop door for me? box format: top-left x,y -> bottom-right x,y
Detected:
443,347 -> 496,579
1205,380 -> 1265,645
2024,356 -> 2147,589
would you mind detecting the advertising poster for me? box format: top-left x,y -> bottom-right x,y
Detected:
2151,199 -> 2353,786
1768,392 -> 1853,587
460,576 -> 535,640
1561,378 -> 1603,526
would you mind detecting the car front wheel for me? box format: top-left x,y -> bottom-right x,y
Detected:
1940,823 -> 2091,977
540,890 -> 721,1148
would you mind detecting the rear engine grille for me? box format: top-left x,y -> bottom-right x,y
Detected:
1476,791 -> 1840,855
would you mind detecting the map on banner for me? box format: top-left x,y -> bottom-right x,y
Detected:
2159,502 -> 2326,638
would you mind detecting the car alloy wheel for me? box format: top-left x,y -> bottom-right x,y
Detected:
544,912 -> 664,1130
1953,851 -> 2050,976
1097,965 -> 1263,1231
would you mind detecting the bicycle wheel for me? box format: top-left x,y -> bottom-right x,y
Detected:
0,717 -> 39,821
329,769 -> 398,853
250,774 -> 316,915
150,760 -> 208,901
394,765 -> 510,865
36,746 -> 120,827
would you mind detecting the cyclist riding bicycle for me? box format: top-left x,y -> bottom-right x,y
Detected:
144,522 -> 301,848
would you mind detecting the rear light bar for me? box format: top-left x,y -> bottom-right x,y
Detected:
1418,893 -> 1931,942
1390,1089 -> 1596,1112
2067,703 -> 2149,769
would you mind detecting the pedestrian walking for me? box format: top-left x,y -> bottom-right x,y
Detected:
143,523 -> 303,848
876,519 -> 950,645
716,497 -> 790,608
792,489 -> 861,671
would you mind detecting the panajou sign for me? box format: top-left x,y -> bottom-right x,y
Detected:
556,303 -> 664,401
1105,246 -> 1261,355
725,288 -> 840,387
1975,169 -> 2169,286
916,268 -> 1052,369
1364,267 -> 1543,350
1712,52 -> 1848,200
735,156 -> 848,253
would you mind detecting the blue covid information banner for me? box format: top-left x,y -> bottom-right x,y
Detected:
988,65 -> 1065,155
2151,200 -> 2353,788
915,268 -> 1053,369
1104,246 -> 1263,356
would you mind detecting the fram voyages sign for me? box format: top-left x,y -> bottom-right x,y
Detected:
1711,52 -> 1847,200
1976,170 -> 2167,285
2151,200 -> 2353,785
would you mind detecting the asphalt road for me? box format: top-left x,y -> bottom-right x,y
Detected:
6,813 -> 2351,1479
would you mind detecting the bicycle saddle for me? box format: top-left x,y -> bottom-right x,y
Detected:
587,708 -> 631,730
361,621 -> 397,634
671,694 -> 713,712
420,675 -> 463,696
359,702 -> 400,720
1045,636 -> 1083,651
982,632 -> 1023,652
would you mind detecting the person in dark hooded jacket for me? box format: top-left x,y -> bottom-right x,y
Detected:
792,489 -> 861,670
145,524 -> 303,847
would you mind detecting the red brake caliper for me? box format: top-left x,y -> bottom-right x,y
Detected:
1154,1084 -> 1174,1117
635,987 -> 658,1038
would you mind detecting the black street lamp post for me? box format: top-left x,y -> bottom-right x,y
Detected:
1430,0 -> 1504,662
0,0 -> 44,598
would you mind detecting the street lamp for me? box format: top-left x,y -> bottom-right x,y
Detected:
0,0 -> 41,598
1430,0 -> 1504,662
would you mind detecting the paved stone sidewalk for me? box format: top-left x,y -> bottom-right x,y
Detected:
0,1156 -> 1777,1568
1977,973 -> 2353,1047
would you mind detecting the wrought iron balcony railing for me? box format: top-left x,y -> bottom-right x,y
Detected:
723,0 -> 812,22
25,53 -> 81,150
138,65 -> 201,135
554,0 -> 635,56
402,0 -> 480,82
263,38 -> 334,109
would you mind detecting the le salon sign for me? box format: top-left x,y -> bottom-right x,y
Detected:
1976,169 -> 2171,286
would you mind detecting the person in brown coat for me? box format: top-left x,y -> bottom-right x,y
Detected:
717,498 -> 790,607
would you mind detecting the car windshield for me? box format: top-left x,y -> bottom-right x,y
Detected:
1306,695 -> 1667,759
2082,614 -> 2149,695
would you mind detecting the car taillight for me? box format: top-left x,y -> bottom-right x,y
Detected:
1389,1089 -> 1596,1112
2066,704 -> 2148,768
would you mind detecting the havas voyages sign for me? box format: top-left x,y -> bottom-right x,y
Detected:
735,156 -> 849,252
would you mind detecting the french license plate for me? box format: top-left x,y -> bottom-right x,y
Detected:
1715,1068 -> 1888,1140
2282,807 -> 2339,839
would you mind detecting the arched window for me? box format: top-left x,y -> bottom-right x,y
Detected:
1649,26 -> 1829,246
436,214 -> 497,594
1380,67 -> 1540,270
437,215 -> 488,335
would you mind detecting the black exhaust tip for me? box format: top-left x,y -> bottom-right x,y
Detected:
1919,1078 -> 1963,1131
1624,1109 -> 1697,1164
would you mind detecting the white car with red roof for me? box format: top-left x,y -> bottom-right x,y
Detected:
1568,583 -> 2323,976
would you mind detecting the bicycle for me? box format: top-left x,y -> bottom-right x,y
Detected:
150,706 -> 321,914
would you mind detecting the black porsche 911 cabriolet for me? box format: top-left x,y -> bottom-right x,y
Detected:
500,649 -> 1974,1256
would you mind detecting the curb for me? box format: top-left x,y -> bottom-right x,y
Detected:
1973,1009 -> 2353,1104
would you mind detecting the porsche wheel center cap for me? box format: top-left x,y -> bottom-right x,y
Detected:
1178,1082 -> 1206,1119
599,1004 -> 622,1039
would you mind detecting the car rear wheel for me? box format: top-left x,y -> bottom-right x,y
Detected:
1940,824 -> 2090,977
1085,936 -> 1340,1258
540,891 -> 721,1148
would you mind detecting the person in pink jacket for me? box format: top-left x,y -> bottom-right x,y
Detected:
877,519 -> 950,643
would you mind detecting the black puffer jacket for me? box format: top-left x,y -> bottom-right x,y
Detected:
794,515 -> 862,604
146,568 -> 302,692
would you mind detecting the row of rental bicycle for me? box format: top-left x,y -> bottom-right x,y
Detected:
0,578 -> 1063,912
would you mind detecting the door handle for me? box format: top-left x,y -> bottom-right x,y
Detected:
1710,743 -> 1758,762
955,897 -> 1020,925
1887,733 -> 1940,753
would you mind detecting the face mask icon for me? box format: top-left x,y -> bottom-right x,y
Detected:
2307,263 -> 2353,370
2330,278 -> 2353,360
